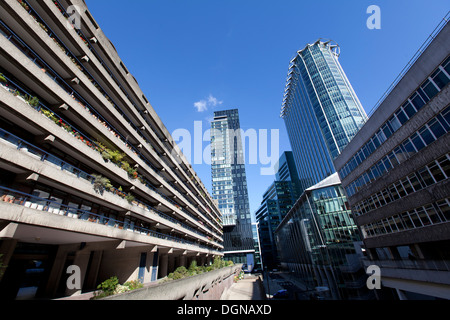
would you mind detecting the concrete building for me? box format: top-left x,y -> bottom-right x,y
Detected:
334,14 -> 450,300
210,109 -> 254,266
0,0 -> 223,300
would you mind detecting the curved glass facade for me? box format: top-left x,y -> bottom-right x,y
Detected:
275,176 -> 362,299
282,40 -> 368,193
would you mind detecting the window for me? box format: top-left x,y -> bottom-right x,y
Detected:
409,211 -> 422,228
425,205 -> 442,224
436,199 -> 450,221
403,101 -> 416,118
416,207 -> 431,226
428,162 -> 446,182
431,68 -> 450,89
400,178 -> 414,194
419,126 -> 435,146
410,92 -> 425,110
393,215 -> 405,231
389,185 -> 400,201
418,167 -> 435,187
389,115 -> 401,131
395,182 -> 406,198
421,79 -> 439,100
382,123 -> 393,139
429,118 -> 446,139
443,56 -> 450,75
389,152 -> 400,167
395,109 -> 409,125
411,133 -> 425,151
403,139 -> 416,155
408,173 -> 423,192
438,155 -> 450,178
401,213 -> 414,229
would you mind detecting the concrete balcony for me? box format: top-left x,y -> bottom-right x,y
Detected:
362,258 -> 450,299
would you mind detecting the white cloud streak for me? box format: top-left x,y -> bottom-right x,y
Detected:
194,94 -> 223,112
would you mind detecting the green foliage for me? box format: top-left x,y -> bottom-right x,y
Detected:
92,174 -> 113,194
125,193 -> 135,204
92,277 -> 143,299
26,95 -> 40,108
0,73 -> 7,83
123,280 -> 143,291
93,276 -> 119,299
166,258 -> 232,282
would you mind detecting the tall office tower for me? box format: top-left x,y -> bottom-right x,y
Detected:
255,152 -> 302,270
334,16 -> 450,300
0,0 -> 223,300
275,40 -> 370,299
211,109 -> 254,267
281,39 -> 368,193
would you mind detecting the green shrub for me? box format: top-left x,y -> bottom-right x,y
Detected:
92,174 -> 113,194
27,96 -> 40,108
92,276 -> 119,299
123,280 -> 143,291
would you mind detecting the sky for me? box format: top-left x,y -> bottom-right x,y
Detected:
85,0 -> 449,221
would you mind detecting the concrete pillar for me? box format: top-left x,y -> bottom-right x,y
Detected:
84,251 -> 103,292
0,239 -> 17,282
179,255 -> 187,268
44,244 -> 71,298
168,254 -> 175,274
65,251 -> 91,296
199,255 -> 206,267
159,254 -> 168,278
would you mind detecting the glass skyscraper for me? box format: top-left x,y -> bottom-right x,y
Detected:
281,39 -> 368,193
255,152 -> 302,270
211,109 -> 254,266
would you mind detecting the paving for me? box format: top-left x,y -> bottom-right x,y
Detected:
221,274 -> 266,300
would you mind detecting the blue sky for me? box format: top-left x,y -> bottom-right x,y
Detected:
86,0 -> 449,221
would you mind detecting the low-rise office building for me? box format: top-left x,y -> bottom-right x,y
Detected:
334,14 -> 450,300
275,173 -> 369,300
0,0 -> 223,300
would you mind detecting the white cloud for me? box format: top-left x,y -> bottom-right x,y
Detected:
194,94 -> 223,112
207,94 -> 223,107
194,100 -> 208,112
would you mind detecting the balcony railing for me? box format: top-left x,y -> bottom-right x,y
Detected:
1,10 -> 221,230
0,127 -> 223,247
0,185 -> 198,246
49,0 -> 220,219
362,258 -> 450,272
0,70 -> 221,238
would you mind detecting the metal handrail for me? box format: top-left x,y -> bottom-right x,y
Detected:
0,185 -> 195,245
0,127 -> 221,244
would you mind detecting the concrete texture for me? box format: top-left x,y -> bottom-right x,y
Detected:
221,274 -> 265,300
99,265 -> 242,300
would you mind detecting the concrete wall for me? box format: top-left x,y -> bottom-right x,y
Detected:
101,264 -> 242,301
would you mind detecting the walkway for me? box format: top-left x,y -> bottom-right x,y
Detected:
221,274 -> 265,300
